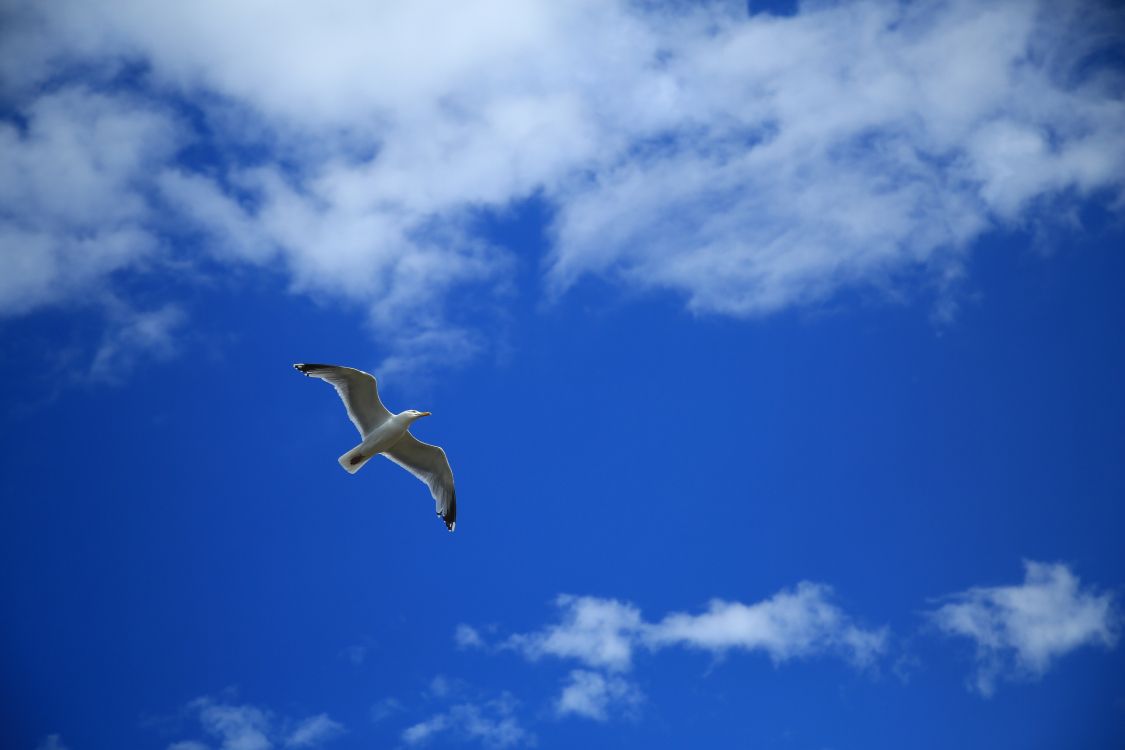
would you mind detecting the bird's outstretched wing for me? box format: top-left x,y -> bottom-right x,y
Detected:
293,363 -> 392,436
384,433 -> 457,532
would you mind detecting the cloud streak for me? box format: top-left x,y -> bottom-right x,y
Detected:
284,715 -> 344,749
401,693 -> 533,749
649,583 -> 887,667
504,586 -> 887,672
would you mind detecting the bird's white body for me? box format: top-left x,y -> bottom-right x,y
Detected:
362,413 -> 414,453
342,412 -> 425,473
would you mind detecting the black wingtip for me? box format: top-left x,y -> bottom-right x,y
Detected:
293,363 -> 331,375
441,491 -> 457,532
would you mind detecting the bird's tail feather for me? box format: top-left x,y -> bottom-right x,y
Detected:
338,443 -> 374,474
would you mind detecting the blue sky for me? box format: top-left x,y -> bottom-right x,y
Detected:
2,1 -> 1124,748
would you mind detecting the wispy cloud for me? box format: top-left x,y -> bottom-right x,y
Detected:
455,624 -> 486,650
192,700 -> 272,750
0,87 -> 176,317
283,715 -> 344,749
928,561 -> 1119,696
2,0 -> 1122,374
340,644 -> 368,666
172,697 -> 345,750
555,670 -> 642,722
369,697 -> 405,724
401,714 -> 448,746
401,692 -> 533,749
339,636 -> 375,666
36,736 -> 69,750
88,302 -> 185,383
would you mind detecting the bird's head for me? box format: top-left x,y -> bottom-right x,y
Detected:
403,409 -> 432,422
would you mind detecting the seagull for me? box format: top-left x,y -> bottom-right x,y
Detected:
293,363 -> 456,531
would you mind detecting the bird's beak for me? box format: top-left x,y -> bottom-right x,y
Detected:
420,411 -> 432,417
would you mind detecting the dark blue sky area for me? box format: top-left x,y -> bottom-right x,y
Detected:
3,210 -> 1123,749
3,2 -> 1125,749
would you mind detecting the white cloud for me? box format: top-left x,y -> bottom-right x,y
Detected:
2,0 -> 1123,373
929,561 -> 1119,696
156,165 -> 509,377
555,670 -> 642,722
0,87 -> 176,316
505,586 -> 885,673
401,693 -> 533,749
649,583 -> 887,667
192,700 -> 272,750
546,1 -> 1125,316
36,736 -> 69,750
455,624 -> 485,650
506,595 -> 644,672
496,585 -> 884,720
173,697 -> 344,750
284,715 -> 344,748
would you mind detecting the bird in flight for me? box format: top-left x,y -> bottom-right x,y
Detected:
293,363 -> 456,531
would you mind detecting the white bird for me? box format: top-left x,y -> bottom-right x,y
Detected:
293,363 -> 456,531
